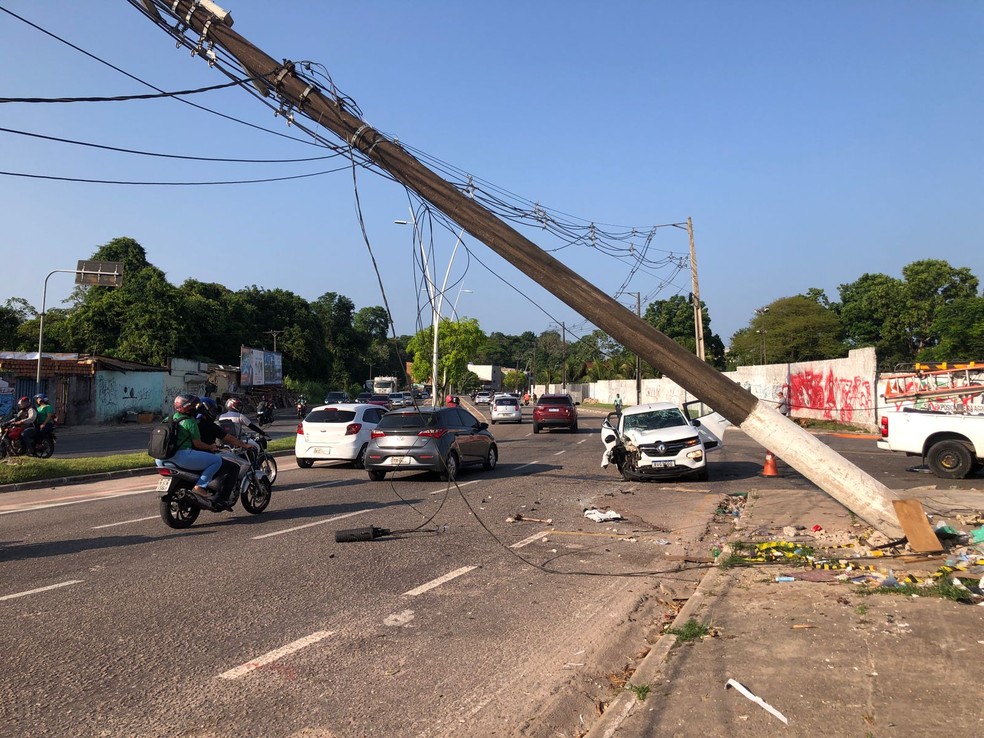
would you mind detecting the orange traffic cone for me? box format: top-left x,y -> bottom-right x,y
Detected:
762,450 -> 780,477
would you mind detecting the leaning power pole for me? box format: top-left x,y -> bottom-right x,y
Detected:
131,1 -> 903,538
687,217 -> 706,361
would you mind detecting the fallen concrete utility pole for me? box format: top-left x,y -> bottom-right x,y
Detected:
134,1 -> 903,539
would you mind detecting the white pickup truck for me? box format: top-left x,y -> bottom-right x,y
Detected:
877,408 -> 984,478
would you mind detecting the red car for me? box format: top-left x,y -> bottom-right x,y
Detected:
532,394 -> 579,433
367,394 -> 393,410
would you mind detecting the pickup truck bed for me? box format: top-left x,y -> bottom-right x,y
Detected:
877,408 -> 984,479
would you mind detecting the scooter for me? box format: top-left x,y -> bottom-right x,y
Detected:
155,443 -> 272,529
0,422 -> 56,459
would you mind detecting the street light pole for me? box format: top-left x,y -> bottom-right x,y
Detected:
36,269 -> 77,392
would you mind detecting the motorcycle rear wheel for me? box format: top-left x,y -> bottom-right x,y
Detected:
35,438 -> 55,459
241,475 -> 272,514
160,495 -> 200,529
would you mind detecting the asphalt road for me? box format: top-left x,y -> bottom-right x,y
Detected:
2,408 -> 980,737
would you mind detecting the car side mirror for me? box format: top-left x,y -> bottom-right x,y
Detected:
691,419 -> 702,427
478,422 -> 489,430
574,401 -> 580,406
603,433 -> 616,444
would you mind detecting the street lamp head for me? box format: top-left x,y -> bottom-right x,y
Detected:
394,220 -> 410,225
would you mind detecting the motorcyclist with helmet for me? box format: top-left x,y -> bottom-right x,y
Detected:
11,396 -> 39,455
34,393 -> 55,437
195,396 -> 253,511
159,394 -> 224,508
218,397 -> 267,441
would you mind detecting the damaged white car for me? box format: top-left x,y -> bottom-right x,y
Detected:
600,401 -> 728,481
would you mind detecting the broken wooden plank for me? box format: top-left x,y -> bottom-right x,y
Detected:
891,499 -> 944,553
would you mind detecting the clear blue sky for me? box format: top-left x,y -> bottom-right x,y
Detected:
2,1 -> 982,355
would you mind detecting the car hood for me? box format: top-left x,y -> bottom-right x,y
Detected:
622,425 -> 700,445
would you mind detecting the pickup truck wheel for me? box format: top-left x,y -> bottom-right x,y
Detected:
926,440 -> 974,479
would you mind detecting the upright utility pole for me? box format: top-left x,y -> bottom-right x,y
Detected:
688,217 -> 705,361
627,292 -> 642,405
133,1 -> 903,538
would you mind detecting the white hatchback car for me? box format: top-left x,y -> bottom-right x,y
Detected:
295,403 -> 388,469
490,395 -> 523,424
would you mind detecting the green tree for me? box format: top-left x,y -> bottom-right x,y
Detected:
922,296 -> 984,361
61,238 -> 183,364
729,294 -> 845,366
839,259 -> 980,368
406,318 -> 485,398
644,295 -> 726,370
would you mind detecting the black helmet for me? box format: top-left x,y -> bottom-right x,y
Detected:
198,396 -> 220,421
174,394 -> 197,415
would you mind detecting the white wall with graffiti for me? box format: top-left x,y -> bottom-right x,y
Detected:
543,347 -> 881,431
94,370 -> 165,424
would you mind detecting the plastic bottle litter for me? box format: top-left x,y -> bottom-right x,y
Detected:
775,575 -> 795,582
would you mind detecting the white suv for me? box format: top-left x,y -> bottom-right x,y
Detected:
600,402 -> 728,481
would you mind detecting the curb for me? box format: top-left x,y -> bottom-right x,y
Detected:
584,553 -> 732,738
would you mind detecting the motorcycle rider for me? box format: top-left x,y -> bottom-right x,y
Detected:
219,397 -> 267,441
196,397 -> 254,511
11,396 -> 39,455
34,394 -> 55,438
159,394 -> 224,508
256,398 -> 273,425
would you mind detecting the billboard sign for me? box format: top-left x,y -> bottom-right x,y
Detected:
240,346 -> 283,387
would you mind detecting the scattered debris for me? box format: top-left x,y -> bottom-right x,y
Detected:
725,678 -> 788,725
506,513 -> 553,524
584,508 -> 623,522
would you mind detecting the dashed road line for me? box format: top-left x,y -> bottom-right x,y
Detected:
404,566 -> 478,596
251,508 -> 372,539
92,515 -> 158,529
511,531 -> 551,549
1,580 -> 83,602
218,630 -> 334,680
0,489 -> 152,516
429,480 -> 479,495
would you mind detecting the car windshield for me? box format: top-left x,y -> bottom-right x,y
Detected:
306,408 -> 357,423
376,411 -> 438,431
622,409 -> 688,432
495,398 -> 518,407
538,396 -> 571,406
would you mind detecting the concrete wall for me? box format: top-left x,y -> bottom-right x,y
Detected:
535,347 -> 879,430
94,370 -> 165,424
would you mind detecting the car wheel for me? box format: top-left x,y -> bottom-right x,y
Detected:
368,469 -> 386,481
354,443 -> 368,469
296,458 -> 314,469
617,461 -> 638,482
439,452 -> 459,482
533,423 -> 540,434
695,466 -> 709,482
482,445 -> 498,471
570,421 -> 578,432
926,440 -> 974,479
491,419 -> 496,425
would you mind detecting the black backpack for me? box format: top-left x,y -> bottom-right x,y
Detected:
147,417 -> 184,460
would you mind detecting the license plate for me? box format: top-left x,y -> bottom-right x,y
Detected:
312,447 -> 330,455
391,456 -> 410,465
156,477 -> 173,492
651,461 -> 675,468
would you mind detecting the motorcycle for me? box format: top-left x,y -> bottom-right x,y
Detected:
256,404 -> 274,427
296,401 -> 307,419
0,421 -> 56,459
249,432 -> 278,484
155,440 -> 272,529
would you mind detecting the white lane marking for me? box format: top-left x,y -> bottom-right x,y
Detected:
0,580 -> 83,602
554,449 -> 566,456
404,565 -> 478,596
577,438 -> 589,445
251,509 -> 371,539
429,480 -> 479,495
514,461 -> 539,471
92,516 -> 158,529
218,630 -> 333,680
511,531 -> 551,549
0,489 -> 151,516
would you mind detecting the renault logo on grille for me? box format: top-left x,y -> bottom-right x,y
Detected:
656,443 -> 667,454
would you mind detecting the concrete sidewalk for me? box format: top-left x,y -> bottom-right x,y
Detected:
588,484 -> 984,738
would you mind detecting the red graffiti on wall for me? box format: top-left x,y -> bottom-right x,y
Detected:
790,370 -> 872,422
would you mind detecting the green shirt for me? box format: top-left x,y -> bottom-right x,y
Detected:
174,412 -> 200,451
36,404 -> 54,425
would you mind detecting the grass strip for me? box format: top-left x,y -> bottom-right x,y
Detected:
0,436 -> 295,486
